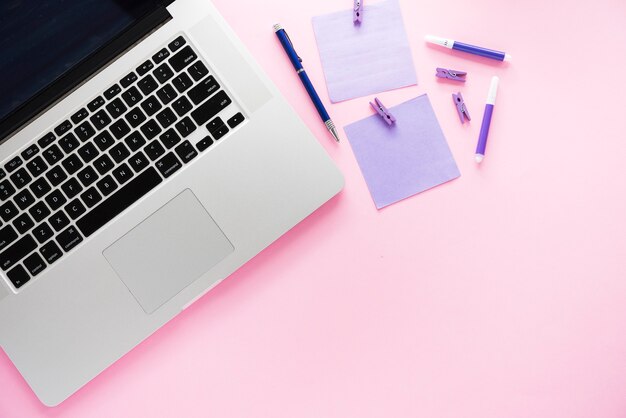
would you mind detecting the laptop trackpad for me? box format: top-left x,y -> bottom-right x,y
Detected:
103,189 -> 234,314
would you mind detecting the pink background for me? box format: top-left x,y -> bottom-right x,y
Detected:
2,0 -> 626,416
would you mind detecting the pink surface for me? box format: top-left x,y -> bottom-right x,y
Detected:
2,0 -> 626,416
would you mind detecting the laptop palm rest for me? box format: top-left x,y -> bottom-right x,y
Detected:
103,189 -> 234,314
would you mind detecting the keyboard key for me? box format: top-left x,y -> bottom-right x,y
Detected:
106,98 -> 127,120
159,129 -> 181,149
154,63 -> 174,83
138,75 -> 158,95
5,156 -> 23,173
156,84 -> 178,105
0,180 -> 16,201
211,124 -> 229,140
1,201 -> 18,222
175,117 -> 196,138
37,132 -> 56,149
172,73 -> 193,93
172,96 -> 193,117
25,156 -> 47,178
13,213 -> 34,234
110,119 -> 131,139
74,121 -> 96,142
0,225 -> 18,251
45,190 -> 67,211
188,75 -> 220,105
14,189 -> 35,210
94,131 -> 116,151
144,140 -> 165,161
77,142 -> 99,163
45,165 -> 67,187
104,84 -> 122,100
0,234 -> 37,271
21,144 -> 39,161
175,141 -> 198,163
140,95 -> 163,116
206,117 -> 224,133
122,86 -> 143,108
96,175 -> 118,196
0,169 -> 4,180
93,154 -> 115,175
30,178 -> 51,199
156,108 -> 178,128
196,136 -> 213,152
169,46 -> 197,72
61,177 -> 83,198
140,120 -> 162,140
80,187 -> 102,208
40,241 -> 62,264
32,222 -> 54,244
153,48 -> 170,64
76,167 -> 162,237
10,168 -> 32,189
112,163 -> 134,184
77,166 -> 98,187
227,112 -> 245,129
155,153 -> 182,178
87,96 -> 105,112
7,265 -> 30,288
71,108 -> 89,124
125,107 -> 147,128
61,154 -> 83,175
137,60 -> 154,76
49,211 -> 70,232
168,36 -> 186,52
23,252 -> 46,276
128,151 -> 149,173
109,143 -> 130,163
188,61 -> 209,81
59,133 -> 80,153
65,199 -> 86,220
42,144 -> 64,165
190,91 -> 232,125
54,120 -> 72,136
56,225 -> 83,252
124,131 -> 146,152
29,201 -> 51,223
90,109 -> 112,131
120,72 -> 138,88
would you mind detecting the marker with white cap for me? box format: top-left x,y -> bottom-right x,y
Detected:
475,76 -> 499,163
425,35 -> 512,62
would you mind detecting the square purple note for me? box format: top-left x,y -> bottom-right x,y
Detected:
312,0 -> 417,103
344,95 -> 461,209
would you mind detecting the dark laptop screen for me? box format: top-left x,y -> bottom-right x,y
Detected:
0,0 -> 165,131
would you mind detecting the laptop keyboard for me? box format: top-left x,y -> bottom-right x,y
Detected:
0,35 -> 245,290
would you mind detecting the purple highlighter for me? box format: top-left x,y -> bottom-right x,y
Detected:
425,35 -> 512,62
475,76 -> 500,163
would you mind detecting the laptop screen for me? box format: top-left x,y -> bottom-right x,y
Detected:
0,0 -> 167,137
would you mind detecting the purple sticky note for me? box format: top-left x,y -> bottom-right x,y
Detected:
344,94 -> 461,209
312,0 -> 417,103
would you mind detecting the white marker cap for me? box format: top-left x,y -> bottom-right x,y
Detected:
504,53 -> 513,62
486,76 -> 499,105
425,35 -> 453,49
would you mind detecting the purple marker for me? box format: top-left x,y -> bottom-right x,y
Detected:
475,76 -> 499,163
425,35 -> 512,62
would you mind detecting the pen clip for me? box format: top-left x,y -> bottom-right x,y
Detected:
283,30 -> 302,63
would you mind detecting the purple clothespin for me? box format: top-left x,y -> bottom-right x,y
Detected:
353,0 -> 363,24
436,68 -> 467,82
452,92 -> 471,123
370,97 -> 396,126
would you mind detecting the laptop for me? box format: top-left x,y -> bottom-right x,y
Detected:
0,0 -> 343,406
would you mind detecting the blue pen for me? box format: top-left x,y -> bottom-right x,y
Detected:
274,24 -> 340,142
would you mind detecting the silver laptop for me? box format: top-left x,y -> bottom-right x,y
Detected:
0,0 -> 343,406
